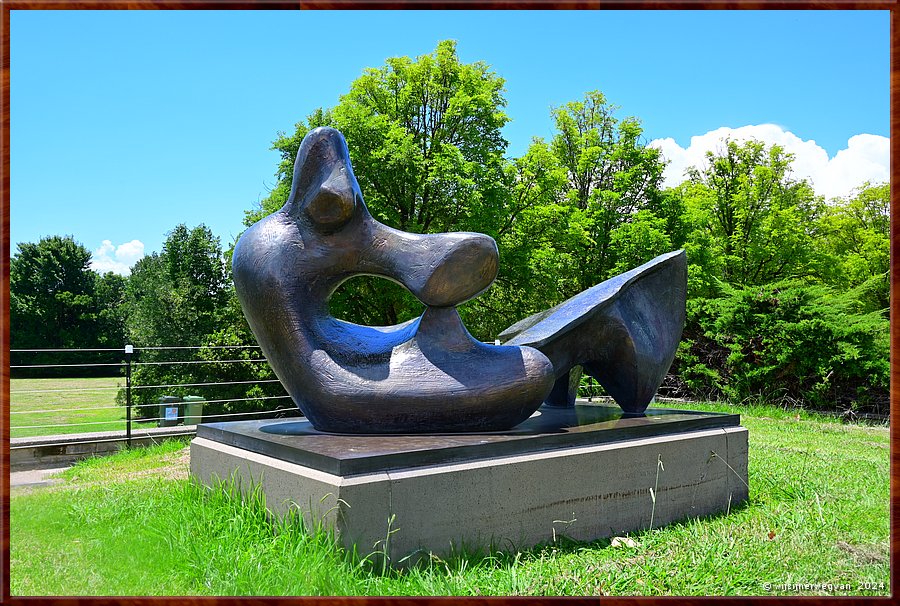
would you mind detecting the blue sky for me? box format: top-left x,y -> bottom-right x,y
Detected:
10,10 -> 889,274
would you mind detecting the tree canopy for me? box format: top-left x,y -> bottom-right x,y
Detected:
245,40 -> 512,328
126,224 -> 230,348
11,235 -> 97,349
815,181 -> 889,313
470,90 -> 669,337
683,139 -> 824,291
10,235 -> 128,376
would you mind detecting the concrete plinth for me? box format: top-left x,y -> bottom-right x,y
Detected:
190,402 -> 748,564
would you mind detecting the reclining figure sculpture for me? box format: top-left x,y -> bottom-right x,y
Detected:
233,127 -> 686,434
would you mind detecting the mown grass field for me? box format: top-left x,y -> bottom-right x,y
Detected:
9,401 -> 890,597
9,377 -> 129,438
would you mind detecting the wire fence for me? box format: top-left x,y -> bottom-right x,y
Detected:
10,345 -> 609,444
9,345 -> 298,446
10,346 -> 728,447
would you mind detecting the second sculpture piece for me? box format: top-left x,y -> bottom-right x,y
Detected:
232,127 -> 686,433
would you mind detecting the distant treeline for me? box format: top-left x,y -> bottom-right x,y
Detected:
11,41 -> 888,416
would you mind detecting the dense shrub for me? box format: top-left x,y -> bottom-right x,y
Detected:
119,293 -> 291,424
674,280 -> 888,414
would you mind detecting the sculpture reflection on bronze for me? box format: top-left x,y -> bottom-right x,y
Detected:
233,127 -> 686,434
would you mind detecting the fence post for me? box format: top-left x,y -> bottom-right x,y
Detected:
125,344 -> 134,447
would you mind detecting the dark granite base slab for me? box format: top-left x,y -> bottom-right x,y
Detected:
197,401 -> 739,477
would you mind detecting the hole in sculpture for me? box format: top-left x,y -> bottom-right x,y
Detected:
328,275 -> 424,326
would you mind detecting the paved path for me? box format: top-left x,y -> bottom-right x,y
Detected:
11,466 -> 71,489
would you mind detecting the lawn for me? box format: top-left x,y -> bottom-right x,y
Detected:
9,377 -> 130,439
9,401 -> 890,596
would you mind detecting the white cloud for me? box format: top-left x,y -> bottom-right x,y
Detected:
649,125 -> 889,200
90,239 -> 145,275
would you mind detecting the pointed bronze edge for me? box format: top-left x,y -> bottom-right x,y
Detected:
504,250 -> 688,414
503,249 -> 686,347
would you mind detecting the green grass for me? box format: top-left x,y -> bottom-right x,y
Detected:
56,439 -> 191,483
10,402 -> 890,596
10,377 -> 128,438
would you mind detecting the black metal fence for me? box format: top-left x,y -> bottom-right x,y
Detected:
9,345 -> 296,446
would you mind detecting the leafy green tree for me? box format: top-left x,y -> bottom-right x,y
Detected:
227,47 -> 887,416
243,58 -> 669,341
670,141 -> 888,414
815,181 -> 889,314
470,91 -> 668,339
244,40 -> 512,330
646,185 -> 690,249
126,224 -> 229,348
489,199 -> 587,331
125,225 -> 231,417
668,181 -> 730,298
188,294 -> 288,420
677,140 -> 819,394
92,271 -> 129,348
678,280 -> 888,413
547,90 -> 667,291
608,210 -> 673,275
11,235 -> 96,349
334,39 -> 510,236
683,139 -> 824,290
250,41 -> 509,233
10,236 -> 126,376
466,139 -> 571,336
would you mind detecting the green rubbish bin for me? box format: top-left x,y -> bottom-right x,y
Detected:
158,395 -> 183,427
182,395 -> 205,425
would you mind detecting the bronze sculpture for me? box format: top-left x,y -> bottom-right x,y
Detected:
233,127 -> 686,433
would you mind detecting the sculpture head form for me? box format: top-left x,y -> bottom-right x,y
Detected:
280,127 -> 499,308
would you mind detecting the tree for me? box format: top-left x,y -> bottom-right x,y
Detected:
250,41 -> 510,233
683,139 -> 824,290
124,224 -> 283,420
9,236 -> 126,376
126,224 -> 229,348
92,271 -> 129,348
466,139 -> 572,336
244,40 -> 512,330
125,224 -> 229,416
679,280 -> 888,413
815,181 -> 889,314
227,47 -> 883,414
667,140 -> 889,414
608,210 -> 673,275
468,91 -> 669,340
547,90 -> 667,291
11,235 -> 96,349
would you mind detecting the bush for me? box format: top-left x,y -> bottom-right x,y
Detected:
674,280 -> 888,414
119,337 -> 289,425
